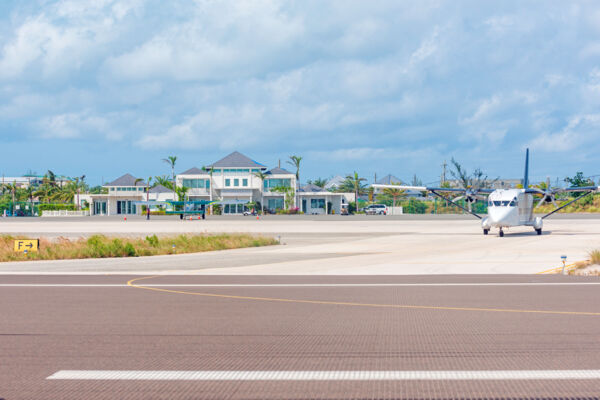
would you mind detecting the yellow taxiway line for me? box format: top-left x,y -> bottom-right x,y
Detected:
127,276 -> 600,317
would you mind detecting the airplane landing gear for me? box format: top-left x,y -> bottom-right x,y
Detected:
499,228 -> 504,237
535,228 -> 542,235
483,229 -> 489,235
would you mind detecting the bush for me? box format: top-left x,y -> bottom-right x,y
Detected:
403,199 -> 427,214
590,250 -> 600,265
39,204 -> 76,211
145,235 -> 160,247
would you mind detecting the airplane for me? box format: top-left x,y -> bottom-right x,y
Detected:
372,149 -> 599,237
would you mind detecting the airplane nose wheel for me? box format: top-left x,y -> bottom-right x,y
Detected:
483,229 -> 489,235
499,228 -> 504,237
535,228 -> 542,235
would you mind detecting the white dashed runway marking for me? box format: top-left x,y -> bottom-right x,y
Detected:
47,370 -> 600,381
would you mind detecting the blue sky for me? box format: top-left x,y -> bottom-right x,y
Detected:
1,0 -> 600,186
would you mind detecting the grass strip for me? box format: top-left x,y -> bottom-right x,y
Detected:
0,234 -> 278,262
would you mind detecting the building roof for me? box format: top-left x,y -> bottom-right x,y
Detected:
266,167 -> 294,175
298,183 -> 327,192
209,151 -> 266,168
105,174 -> 145,187
375,174 -> 403,185
149,184 -> 172,193
180,167 -> 205,175
324,175 -> 345,190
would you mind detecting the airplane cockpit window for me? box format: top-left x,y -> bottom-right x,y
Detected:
509,198 -> 517,207
501,200 -> 511,206
493,201 -> 502,206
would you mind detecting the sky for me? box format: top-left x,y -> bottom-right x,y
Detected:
1,0 -> 600,186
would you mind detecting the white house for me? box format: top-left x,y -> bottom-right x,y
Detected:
80,174 -> 146,216
297,183 -> 354,215
176,151 -> 298,214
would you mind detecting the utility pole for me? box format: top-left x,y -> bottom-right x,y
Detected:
441,160 -> 447,185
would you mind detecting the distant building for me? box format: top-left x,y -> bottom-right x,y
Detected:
324,175 -> 345,191
0,174 -> 71,188
79,174 -> 145,215
371,174 -> 422,198
78,151 -> 355,216
297,183 -> 354,215
176,151 -> 297,214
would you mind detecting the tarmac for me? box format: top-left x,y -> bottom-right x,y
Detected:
1,274 -> 600,399
1,215 -> 600,398
0,214 -> 598,274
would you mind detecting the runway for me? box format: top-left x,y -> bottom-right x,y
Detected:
2,274 -> 600,399
1,216 -> 600,274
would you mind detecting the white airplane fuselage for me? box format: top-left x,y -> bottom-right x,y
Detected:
481,189 -> 543,231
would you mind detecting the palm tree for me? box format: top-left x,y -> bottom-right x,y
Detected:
176,185 -> 189,201
4,182 -> 17,216
162,155 -> 177,200
253,171 -> 268,214
154,175 -> 173,190
343,172 -> 367,212
44,170 -> 57,187
383,183 -> 406,211
287,155 -> 302,182
312,178 -> 327,188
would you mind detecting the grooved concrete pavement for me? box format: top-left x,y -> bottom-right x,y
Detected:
1,275 -> 600,399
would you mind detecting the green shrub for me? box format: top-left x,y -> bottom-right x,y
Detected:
39,204 -> 76,211
145,235 -> 159,247
590,250 -> 600,264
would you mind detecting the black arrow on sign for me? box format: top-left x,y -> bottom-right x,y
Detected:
26,243 -> 33,248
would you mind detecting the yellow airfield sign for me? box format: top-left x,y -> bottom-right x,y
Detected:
14,239 -> 39,252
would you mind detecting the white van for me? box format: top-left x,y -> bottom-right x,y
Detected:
364,204 -> 388,215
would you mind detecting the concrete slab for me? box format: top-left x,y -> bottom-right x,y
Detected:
0,216 -> 598,274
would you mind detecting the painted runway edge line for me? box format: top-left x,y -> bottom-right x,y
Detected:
4,282 -> 600,288
47,370 -> 600,381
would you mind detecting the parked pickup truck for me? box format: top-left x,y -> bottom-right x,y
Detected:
364,204 -> 388,215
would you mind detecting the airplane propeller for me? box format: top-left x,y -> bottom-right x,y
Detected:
533,177 -> 558,209
454,187 -> 486,212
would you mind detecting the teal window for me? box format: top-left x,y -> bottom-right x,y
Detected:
242,179 -> 248,186
264,179 -> 291,189
225,179 -> 231,187
267,198 -> 284,210
182,179 -> 208,189
311,199 -> 325,209
234,179 -> 239,187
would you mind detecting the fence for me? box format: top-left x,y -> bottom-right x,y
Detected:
41,210 -> 90,217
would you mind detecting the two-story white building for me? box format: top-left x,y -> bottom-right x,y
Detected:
78,174 -> 145,216
177,152 -> 297,214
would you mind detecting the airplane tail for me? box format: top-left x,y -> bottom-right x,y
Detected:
523,148 -> 529,189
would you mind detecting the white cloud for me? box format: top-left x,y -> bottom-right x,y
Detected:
104,0 -> 304,82
37,111 -> 120,140
529,114 -> 600,152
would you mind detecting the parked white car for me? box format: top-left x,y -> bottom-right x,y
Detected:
364,204 -> 388,215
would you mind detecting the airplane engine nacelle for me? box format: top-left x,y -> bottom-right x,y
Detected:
533,217 -> 543,230
481,216 -> 492,230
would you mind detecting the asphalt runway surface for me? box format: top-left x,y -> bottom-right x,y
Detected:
2,274 -> 600,399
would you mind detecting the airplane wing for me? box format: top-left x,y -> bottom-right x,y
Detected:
524,185 -> 600,219
370,184 -> 489,219
371,184 -> 493,194
561,186 -> 600,192
372,184 -> 461,192
525,186 -> 600,194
